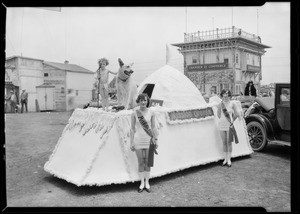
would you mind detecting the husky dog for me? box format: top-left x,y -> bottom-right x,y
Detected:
116,58 -> 138,110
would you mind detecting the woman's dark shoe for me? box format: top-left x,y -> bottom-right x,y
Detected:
221,162 -> 227,167
138,187 -> 144,193
145,187 -> 151,193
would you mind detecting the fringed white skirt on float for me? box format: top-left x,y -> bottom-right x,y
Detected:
44,105 -> 253,187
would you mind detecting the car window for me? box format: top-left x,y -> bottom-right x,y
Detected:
280,88 -> 290,105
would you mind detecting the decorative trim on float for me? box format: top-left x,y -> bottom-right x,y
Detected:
241,117 -> 254,153
79,116 -> 117,184
165,106 -> 215,125
44,122 -> 73,181
75,151 -> 254,187
116,116 -> 133,179
155,115 -> 165,130
44,108 -> 118,186
44,106 -> 253,187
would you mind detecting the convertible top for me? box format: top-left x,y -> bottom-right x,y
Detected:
255,97 -> 275,111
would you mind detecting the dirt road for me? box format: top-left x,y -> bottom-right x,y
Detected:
3,111 -> 291,211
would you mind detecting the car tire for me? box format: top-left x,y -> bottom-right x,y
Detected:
247,121 -> 268,152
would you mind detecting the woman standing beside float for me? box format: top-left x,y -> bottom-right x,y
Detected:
130,93 -> 159,193
217,89 -> 242,167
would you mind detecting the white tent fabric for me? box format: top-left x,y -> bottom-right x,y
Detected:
44,65 -> 253,187
138,65 -> 207,109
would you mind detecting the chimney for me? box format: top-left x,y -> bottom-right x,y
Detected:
64,60 -> 69,64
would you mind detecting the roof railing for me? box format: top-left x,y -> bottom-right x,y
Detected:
184,26 -> 261,43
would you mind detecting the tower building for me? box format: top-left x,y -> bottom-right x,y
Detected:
172,26 -> 271,95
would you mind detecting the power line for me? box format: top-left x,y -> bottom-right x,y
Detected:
65,8 -> 67,61
231,7 -> 233,27
41,12 -> 62,61
78,62 -> 289,72
185,7 -> 187,33
257,8 -> 259,36
70,58 -> 183,70
7,37 -> 18,55
20,8 -> 24,55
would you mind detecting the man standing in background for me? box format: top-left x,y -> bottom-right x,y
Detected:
20,89 -> 28,113
10,90 -> 17,113
5,91 -> 12,113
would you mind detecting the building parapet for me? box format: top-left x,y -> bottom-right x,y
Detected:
184,26 -> 261,44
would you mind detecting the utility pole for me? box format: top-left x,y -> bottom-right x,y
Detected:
231,7 -> 233,27
257,8 -> 259,36
185,7 -> 187,33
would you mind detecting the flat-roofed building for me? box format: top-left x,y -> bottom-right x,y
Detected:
5,56 -> 95,112
172,26 -> 271,95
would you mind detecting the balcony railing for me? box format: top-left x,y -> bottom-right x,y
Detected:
184,26 -> 261,43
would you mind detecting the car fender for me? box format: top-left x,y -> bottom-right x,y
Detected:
245,114 -> 275,141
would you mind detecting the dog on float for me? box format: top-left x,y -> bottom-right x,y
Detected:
114,58 -> 138,110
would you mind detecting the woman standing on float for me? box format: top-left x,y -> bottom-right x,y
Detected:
130,93 -> 159,193
217,89 -> 242,167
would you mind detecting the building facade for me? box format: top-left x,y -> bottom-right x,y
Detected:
172,26 -> 271,95
5,56 -> 95,112
42,61 -> 95,111
5,56 -> 44,112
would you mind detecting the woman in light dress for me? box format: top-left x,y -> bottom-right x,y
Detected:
130,93 -> 159,193
217,89 -> 242,167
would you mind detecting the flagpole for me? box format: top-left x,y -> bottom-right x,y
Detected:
20,8 -> 24,56
231,7 -> 233,27
185,7 -> 187,33
257,8 -> 259,36
166,44 -> 168,65
166,44 -> 167,64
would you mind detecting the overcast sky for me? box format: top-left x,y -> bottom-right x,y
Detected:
5,3 -> 290,85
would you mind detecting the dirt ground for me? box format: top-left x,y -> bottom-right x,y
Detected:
3,111 -> 291,212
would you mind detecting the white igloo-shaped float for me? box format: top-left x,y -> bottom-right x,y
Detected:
44,65 -> 253,186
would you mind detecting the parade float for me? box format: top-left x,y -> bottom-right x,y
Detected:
44,65 -> 253,186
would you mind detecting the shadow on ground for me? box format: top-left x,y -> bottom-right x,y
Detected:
259,144 -> 290,160
43,156 -> 252,196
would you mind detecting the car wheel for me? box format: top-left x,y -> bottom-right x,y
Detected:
247,121 -> 268,152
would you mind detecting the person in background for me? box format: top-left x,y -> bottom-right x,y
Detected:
20,89 -> 28,113
202,93 -> 210,103
268,90 -> 275,97
10,90 -> 17,113
244,81 -> 257,97
209,87 -> 222,104
5,91 -> 12,113
96,58 -> 118,111
280,89 -> 290,101
217,89 -> 242,167
130,93 -> 159,193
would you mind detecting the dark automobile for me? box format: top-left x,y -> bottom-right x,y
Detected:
244,83 -> 290,151
232,95 -> 256,113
